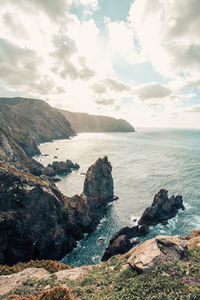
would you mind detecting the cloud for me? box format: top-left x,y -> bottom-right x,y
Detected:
92,78 -> 131,94
95,98 -> 115,106
183,105 -> 200,113
134,82 -> 171,101
0,38 -> 42,87
129,0 -> 200,77
0,0 -> 70,21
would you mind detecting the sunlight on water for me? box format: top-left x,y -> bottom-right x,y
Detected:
37,128 -> 200,266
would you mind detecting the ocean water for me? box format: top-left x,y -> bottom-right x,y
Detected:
37,128 -> 200,266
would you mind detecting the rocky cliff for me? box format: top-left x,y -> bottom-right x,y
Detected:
57,109 -> 135,133
0,127 -> 42,174
0,97 -> 76,156
0,156 -> 114,266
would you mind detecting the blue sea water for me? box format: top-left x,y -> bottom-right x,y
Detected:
37,128 -> 200,266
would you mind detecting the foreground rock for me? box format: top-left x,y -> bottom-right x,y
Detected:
128,235 -> 189,272
138,189 -> 185,226
102,189 -> 184,261
0,265 -> 94,297
0,268 -> 50,296
0,156 -> 114,265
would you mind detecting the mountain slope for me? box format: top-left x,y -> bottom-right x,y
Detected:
57,109 -> 135,133
0,98 -> 76,156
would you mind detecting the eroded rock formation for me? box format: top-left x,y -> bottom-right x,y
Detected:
102,189 -> 184,261
138,189 -> 185,226
0,156 -> 114,265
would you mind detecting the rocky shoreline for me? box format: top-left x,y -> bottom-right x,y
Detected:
102,189 -> 185,261
0,156 -> 116,266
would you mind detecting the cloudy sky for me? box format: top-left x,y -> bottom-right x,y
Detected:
0,0 -> 200,128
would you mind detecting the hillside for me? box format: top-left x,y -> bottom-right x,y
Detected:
0,97 -> 76,156
57,109 -> 135,133
0,231 -> 199,299
0,127 -> 42,173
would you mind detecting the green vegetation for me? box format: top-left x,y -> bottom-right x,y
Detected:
0,260 -> 71,276
1,247 -> 200,299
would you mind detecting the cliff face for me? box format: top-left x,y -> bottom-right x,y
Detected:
0,98 -> 76,156
57,109 -> 135,133
0,157 -> 114,266
0,127 -> 42,174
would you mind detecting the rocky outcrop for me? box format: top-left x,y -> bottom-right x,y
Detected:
46,160 -> 80,176
102,189 -> 184,261
83,156 -> 113,202
138,189 -> 185,226
102,235 -> 139,262
0,265 -> 94,297
128,235 -> 189,272
0,156 -> 114,265
57,108 -> 135,133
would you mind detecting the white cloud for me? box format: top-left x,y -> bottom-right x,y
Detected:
133,82 -> 171,101
129,0 -> 200,77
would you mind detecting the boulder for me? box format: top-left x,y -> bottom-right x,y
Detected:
138,189 -> 185,226
101,225 -> 148,261
102,235 -> 139,261
42,167 -> 56,177
128,235 -> 189,272
55,265 -> 94,281
51,161 -> 72,175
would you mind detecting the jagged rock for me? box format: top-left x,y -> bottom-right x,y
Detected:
0,156 -> 114,265
47,159 -> 80,176
109,225 -> 149,245
42,167 -> 56,177
138,189 -> 185,226
101,225 -> 147,261
128,235 -> 189,272
102,189 -> 185,261
83,156 -> 113,202
50,161 -> 72,175
102,235 -> 139,261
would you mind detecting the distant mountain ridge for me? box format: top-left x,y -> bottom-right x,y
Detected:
57,109 -> 135,133
0,97 -> 135,158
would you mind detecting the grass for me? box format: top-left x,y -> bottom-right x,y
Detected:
0,260 -> 72,276
0,247 -> 200,299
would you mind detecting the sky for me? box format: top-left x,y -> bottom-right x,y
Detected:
0,0 -> 200,128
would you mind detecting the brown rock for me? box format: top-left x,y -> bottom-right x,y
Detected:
0,268 -> 50,296
128,235 -> 189,272
55,265 -> 94,281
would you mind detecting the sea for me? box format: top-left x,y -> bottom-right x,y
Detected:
37,128 -> 200,266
